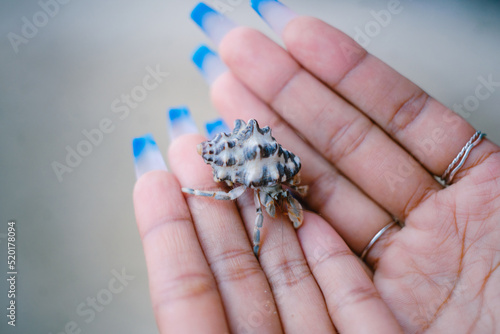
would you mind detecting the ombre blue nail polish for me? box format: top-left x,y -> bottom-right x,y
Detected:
192,45 -> 228,84
167,106 -> 198,141
132,134 -> 167,179
205,118 -> 231,139
191,2 -> 237,45
250,0 -> 297,36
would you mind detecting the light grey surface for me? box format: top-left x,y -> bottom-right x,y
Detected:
0,0 -> 499,333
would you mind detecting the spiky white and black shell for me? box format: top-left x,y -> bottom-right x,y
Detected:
198,119 -> 301,187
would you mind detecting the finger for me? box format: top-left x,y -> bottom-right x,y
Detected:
235,188 -> 336,333
363,221 -> 402,270
280,15 -> 495,180
133,171 -> 229,333
218,27 -> 441,220
210,69 -> 392,255
169,133 -> 282,333
252,4 -> 500,185
297,212 -> 403,334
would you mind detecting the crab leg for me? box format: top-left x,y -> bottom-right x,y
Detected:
252,190 -> 264,257
181,185 -> 246,200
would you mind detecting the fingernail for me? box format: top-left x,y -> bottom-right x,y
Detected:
251,0 -> 298,37
167,106 -> 198,141
191,2 -> 237,45
192,44 -> 228,85
132,134 -> 167,179
205,118 -> 231,139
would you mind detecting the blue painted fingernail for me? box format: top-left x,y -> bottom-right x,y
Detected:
132,134 -> 167,179
205,117 -> 231,139
250,0 -> 297,36
192,45 -> 228,85
167,106 -> 198,141
191,2 -> 237,45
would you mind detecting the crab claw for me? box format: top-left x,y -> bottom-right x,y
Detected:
197,143 -> 203,155
259,191 -> 276,218
265,199 -> 276,218
286,193 -> 303,229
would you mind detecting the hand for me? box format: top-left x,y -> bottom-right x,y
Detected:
132,2 -> 500,333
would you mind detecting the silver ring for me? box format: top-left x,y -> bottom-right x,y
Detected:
360,221 -> 397,261
441,131 -> 486,185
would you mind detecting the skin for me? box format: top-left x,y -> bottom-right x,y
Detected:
133,16 -> 500,334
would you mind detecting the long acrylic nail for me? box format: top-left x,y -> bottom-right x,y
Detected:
132,134 -> 167,179
205,118 -> 231,139
251,0 -> 298,37
167,106 -> 198,141
191,2 -> 237,45
192,45 -> 228,85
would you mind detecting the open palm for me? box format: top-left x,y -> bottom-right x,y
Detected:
133,3 -> 500,333
374,164 -> 500,332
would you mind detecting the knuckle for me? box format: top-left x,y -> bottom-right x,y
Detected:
154,271 -> 217,312
308,245 -> 354,273
324,116 -> 373,163
386,89 -> 429,136
265,255 -> 312,291
330,284 -> 382,314
209,248 -> 262,284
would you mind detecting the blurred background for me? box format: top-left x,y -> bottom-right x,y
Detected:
0,0 -> 499,332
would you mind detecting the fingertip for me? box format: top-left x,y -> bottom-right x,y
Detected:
191,44 -> 228,84
167,106 -> 199,141
191,2 -> 237,45
132,134 -> 168,180
191,2 -> 214,27
204,117 -> 230,139
250,0 -> 298,37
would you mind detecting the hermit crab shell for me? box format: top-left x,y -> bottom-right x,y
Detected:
197,119 -> 301,187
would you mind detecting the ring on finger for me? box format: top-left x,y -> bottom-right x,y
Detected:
441,131 -> 486,185
360,220 -> 397,261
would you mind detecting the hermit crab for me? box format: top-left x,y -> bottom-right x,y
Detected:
182,119 -> 307,256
